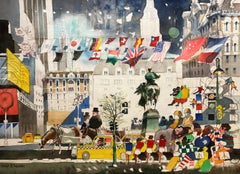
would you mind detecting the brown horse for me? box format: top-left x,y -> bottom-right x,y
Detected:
40,125 -> 100,154
40,126 -> 84,154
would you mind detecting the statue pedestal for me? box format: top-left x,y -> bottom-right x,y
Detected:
141,109 -> 160,137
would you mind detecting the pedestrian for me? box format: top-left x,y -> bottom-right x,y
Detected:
145,135 -> 155,164
134,137 -> 144,164
158,134 -> 166,164
124,138 -> 133,165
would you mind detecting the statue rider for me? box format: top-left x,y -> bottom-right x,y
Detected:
145,68 -> 160,86
135,68 -> 160,110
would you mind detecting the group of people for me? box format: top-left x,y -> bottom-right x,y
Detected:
163,123 -> 234,172
124,134 -> 167,165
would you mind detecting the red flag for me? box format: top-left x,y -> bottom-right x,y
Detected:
89,50 -> 101,60
105,38 -> 115,44
134,38 -> 144,48
174,37 -> 207,62
149,36 -> 160,47
119,37 -> 128,47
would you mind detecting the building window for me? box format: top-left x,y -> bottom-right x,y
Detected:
116,68 -> 122,75
114,79 -> 122,85
55,80 -> 59,87
235,21 -> 238,31
128,68 -> 134,75
225,43 -> 229,52
225,22 -> 229,31
167,66 -> 172,73
225,68 -> 229,74
234,55 -> 237,62
233,67 -> 236,74
226,56 -> 229,63
103,68 -> 109,75
234,43 -> 237,52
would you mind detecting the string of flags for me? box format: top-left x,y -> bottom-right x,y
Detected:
40,35 -> 170,67
41,35 -> 229,67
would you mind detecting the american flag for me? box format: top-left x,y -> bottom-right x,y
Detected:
148,41 -> 171,62
121,47 -> 145,67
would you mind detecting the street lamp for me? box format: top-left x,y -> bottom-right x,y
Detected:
213,58 -> 224,122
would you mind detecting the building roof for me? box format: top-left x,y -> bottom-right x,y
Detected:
93,59 -> 176,75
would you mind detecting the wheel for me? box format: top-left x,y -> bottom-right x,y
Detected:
82,151 -> 90,160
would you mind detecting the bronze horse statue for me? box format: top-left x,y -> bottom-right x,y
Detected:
135,68 -> 160,110
40,125 -> 96,154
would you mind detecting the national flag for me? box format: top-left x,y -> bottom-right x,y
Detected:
174,37 -> 207,62
89,50 -> 101,60
53,52 -> 63,62
121,47 -> 145,67
69,39 -> 80,50
7,49 -> 30,93
119,37 -> 128,47
106,49 -> 120,65
149,36 -> 160,47
90,38 -> 102,51
105,38 -> 115,44
40,39 -> 55,53
134,38 -> 144,48
148,41 -> 171,62
72,50 -> 83,61
197,37 -> 229,63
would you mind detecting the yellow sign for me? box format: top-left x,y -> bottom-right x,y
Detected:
7,49 -> 30,93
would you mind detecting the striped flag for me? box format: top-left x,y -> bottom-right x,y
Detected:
134,38 -> 144,48
90,38 -> 102,51
148,41 -> 171,62
106,49 -> 120,65
197,37 -> 229,63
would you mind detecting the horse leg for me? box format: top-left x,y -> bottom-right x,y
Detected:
58,141 -> 62,154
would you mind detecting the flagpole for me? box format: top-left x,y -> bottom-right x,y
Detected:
4,109 -> 8,145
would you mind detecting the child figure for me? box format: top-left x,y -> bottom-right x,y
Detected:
125,138 -> 133,165
145,135 -> 155,164
158,134 -> 167,164
134,137 -> 144,164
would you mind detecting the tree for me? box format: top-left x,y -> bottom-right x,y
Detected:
99,92 -> 127,165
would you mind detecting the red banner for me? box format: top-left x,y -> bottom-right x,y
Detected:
0,88 -> 19,115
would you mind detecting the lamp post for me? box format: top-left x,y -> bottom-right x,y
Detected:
213,58 -> 224,122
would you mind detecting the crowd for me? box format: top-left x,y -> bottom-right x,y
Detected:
123,107 -> 234,173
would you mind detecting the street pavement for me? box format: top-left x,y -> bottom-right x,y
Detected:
0,138 -> 239,174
